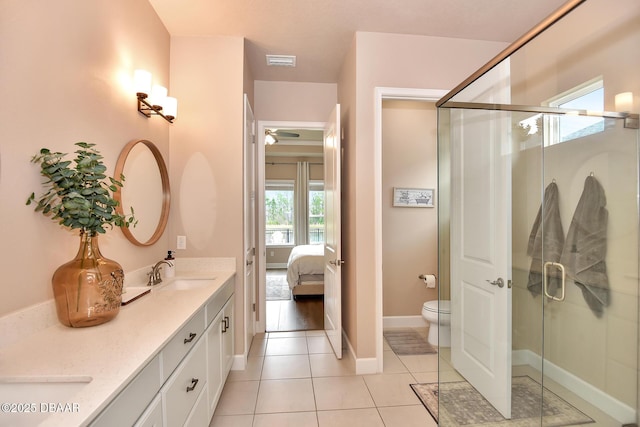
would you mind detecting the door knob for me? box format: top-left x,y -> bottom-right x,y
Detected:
486,278 -> 504,288
329,259 -> 345,266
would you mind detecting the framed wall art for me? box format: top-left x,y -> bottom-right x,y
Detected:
393,187 -> 434,207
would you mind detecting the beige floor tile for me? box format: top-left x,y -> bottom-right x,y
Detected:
208,414 -> 253,427
265,337 -> 309,355
255,378 -> 316,413
313,376 -> 375,410
253,411 -> 318,427
305,329 -> 326,337
377,404 -> 437,427
249,337 -> 268,357
213,380 -> 260,415
307,336 -> 333,354
261,354 -> 311,379
411,371 -> 438,384
438,369 -> 464,382
309,353 -> 355,377
397,353 -> 438,373
268,331 -> 307,338
227,356 -> 263,382
317,408 -> 385,427
363,373 -> 422,407
383,350 -> 409,374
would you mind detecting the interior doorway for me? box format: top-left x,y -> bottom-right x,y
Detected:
374,88 -> 449,372
257,121 -> 327,333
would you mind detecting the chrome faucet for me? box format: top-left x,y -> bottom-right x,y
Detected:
147,260 -> 173,286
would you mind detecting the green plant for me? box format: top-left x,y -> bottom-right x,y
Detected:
27,142 -> 136,234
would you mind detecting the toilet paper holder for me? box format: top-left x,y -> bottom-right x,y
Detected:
419,274 -> 437,288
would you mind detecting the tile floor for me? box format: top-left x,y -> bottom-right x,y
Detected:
210,329 -> 439,427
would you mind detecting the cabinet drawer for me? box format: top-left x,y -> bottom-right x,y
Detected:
205,279 -> 234,325
90,355 -> 162,427
134,394 -> 163,427
162,309 -> 205,379
184,385 -> 209,427
162,337 -> 207,427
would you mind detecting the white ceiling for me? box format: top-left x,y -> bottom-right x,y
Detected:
149,0 -> 568,83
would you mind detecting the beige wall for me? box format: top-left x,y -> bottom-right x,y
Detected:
382,100 -> 438,316
339,31 -> 508,358
254,81 -> 337,123
0,0 -> 171,317
169,35 -> 247,353
508,0 -> 640,407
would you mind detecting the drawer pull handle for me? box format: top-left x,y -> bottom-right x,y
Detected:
222,319 -> 227,333
224,316 -> 229,329
184,332 -> 197,344
186,378 -> 199,392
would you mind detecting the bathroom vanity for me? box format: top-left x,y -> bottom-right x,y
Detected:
0,258 -> 236,427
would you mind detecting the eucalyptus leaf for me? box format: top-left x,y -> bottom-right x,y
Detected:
28,142 -> 136,234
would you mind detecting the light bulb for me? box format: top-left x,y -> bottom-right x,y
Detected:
133,69 -> 152,97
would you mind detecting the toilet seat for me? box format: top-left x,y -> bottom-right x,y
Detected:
423,300 -> 450,314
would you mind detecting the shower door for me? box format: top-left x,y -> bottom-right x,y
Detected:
537,112 -> 639,426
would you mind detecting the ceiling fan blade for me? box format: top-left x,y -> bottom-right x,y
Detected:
275,130 -> 300,137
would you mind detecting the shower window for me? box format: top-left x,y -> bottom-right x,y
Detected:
544,77 -> 605,145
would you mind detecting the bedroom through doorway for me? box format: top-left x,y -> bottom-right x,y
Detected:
261,124 -> 326,332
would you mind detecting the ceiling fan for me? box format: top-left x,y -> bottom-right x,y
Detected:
264,128 -> 300,145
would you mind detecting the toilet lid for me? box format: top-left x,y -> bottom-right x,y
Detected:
423,300 -> 450,314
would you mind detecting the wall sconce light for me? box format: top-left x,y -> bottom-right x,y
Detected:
134,69 -> 177,123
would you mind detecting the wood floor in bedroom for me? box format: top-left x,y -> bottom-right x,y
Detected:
266,298 -> 324,332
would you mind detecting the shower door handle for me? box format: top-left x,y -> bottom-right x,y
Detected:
543,262 -> 566,301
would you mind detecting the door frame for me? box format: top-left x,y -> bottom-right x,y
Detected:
243,94 -> 256,361
256,119 -> 326,333
373,87 -> 449,372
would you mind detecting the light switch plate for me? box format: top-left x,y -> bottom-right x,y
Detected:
177,235 -> 187,250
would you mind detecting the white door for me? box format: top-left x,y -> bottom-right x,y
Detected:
450,62 -> 512,418
243,94 -> 256,353
324,104 -> 343,359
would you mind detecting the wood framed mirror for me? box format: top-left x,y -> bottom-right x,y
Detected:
114,139 -> 170,246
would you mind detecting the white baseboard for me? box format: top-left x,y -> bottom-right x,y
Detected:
231,354 -> 246,371
342,329 -> 378,375
266,263 -> 287,269
512,349 -> 636,424
383,315 -> 427,329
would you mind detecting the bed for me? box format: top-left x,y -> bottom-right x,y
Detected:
286,244 -> 325,298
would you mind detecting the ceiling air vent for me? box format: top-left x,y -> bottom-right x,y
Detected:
266,55 -> 296,67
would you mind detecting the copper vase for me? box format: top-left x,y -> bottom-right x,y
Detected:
52,231 -> 124,327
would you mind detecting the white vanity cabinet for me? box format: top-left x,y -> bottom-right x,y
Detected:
205,280 -> 235,416
89,276 -> 235,427
90,354 -> 163,427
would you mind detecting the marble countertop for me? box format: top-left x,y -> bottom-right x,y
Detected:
0,258 -> 236,427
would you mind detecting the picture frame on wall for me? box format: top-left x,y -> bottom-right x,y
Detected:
393,187 -> 434,207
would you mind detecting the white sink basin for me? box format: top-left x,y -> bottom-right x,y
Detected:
160,278 -> 216,291
0,376 -> 92,426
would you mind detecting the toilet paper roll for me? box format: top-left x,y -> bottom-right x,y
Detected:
422,274 -> 437,288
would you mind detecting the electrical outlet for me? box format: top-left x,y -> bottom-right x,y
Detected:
177,235 -> 187,250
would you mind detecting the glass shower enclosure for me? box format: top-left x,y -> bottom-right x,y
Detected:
436,0 -> 639,425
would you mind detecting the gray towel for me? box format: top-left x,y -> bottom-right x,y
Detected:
527,182 -> 564,296
560,175 -> 609,317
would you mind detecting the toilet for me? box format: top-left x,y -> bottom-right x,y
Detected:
422,300 -> 451,347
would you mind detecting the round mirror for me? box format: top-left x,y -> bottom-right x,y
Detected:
114,139 -> 170,246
